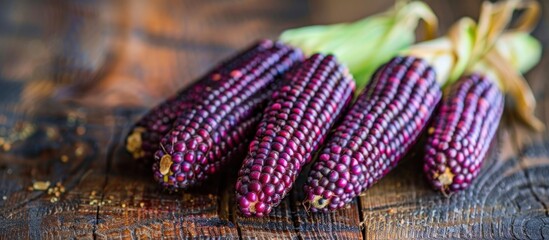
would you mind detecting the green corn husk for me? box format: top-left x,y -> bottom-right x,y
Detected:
279,1 -> 438,91
491,32 -> 542,74
405,0 -> 543,130
280,0 -> 542,130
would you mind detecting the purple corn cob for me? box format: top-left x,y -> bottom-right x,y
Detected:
153,42 -> 303,190
303,56 -> 442,212
125,41 -> 274,162
152,87 -> 268,187
424,74 -> 503,194
236,54 -> 355,217
125,89 -> 197,161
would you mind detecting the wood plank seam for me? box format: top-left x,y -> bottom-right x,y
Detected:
288,191 -> 305,240
357,192 -> 366,240
92,111 -> 125,239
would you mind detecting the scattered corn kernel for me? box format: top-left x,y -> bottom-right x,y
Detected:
33,181 -> 51,191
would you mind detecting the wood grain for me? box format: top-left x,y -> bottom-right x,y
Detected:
0,107 -> 116,239
0,0 -> 548,239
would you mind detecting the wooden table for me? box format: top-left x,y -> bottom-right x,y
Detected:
1,0 -> 548,239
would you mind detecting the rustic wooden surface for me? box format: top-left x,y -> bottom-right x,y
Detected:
0,0 -> 548,239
